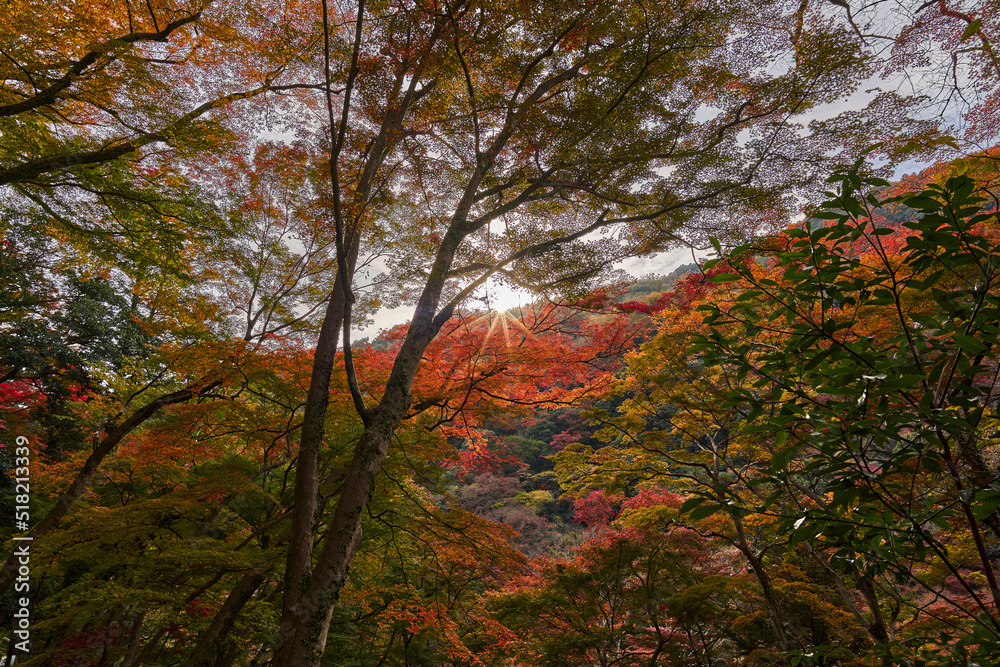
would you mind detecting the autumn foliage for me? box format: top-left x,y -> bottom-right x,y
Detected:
4,0 -> 1000,664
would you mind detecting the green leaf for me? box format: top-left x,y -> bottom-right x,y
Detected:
709,273 -> 741,283
953,333 -> 987,355
921,455 -> 943,474
903,196 -> 942,211
771,442 -> 797,471
961,18 -> 982,41
680,496 -> 707,513
689,504 -> 723,521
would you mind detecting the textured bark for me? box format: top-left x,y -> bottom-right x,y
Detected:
272,212 -> 473,666
271,320 -> 444,664
274,422 -> 395,665
276,246 -> 354,647
856,575 -> 892,649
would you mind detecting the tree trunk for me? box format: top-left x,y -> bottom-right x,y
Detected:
733,519 -> 790,652
276,37 -> 415,639
277,262 -> 351,642
186,566 -> 271,667
271,225 -> 469,665
120,612 -> 146,667
273,412 -> 397,665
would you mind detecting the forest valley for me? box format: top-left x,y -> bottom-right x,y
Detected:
3,0 -> 1000,664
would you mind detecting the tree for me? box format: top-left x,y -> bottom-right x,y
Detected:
270,0 -> 915,659
555,156 -> 1000,664
0,0 -> 943,662
0,0 -> 325,606
690,161 -> 1000,664
0,0 -> 322,273
490,522 -> 730,667
837,0 -> 1000,145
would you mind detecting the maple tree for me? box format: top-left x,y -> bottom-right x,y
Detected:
0,0 -> 323,272
850,0 -> 1000,145
0,0 -> 329,621
268,0 -> 927,658
492,524 -> 726,667
0,0 -> 981,663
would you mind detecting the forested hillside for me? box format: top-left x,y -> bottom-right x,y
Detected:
2,0 -> 1000,664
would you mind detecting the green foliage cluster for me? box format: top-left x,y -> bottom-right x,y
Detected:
691,168 -> 1000,665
